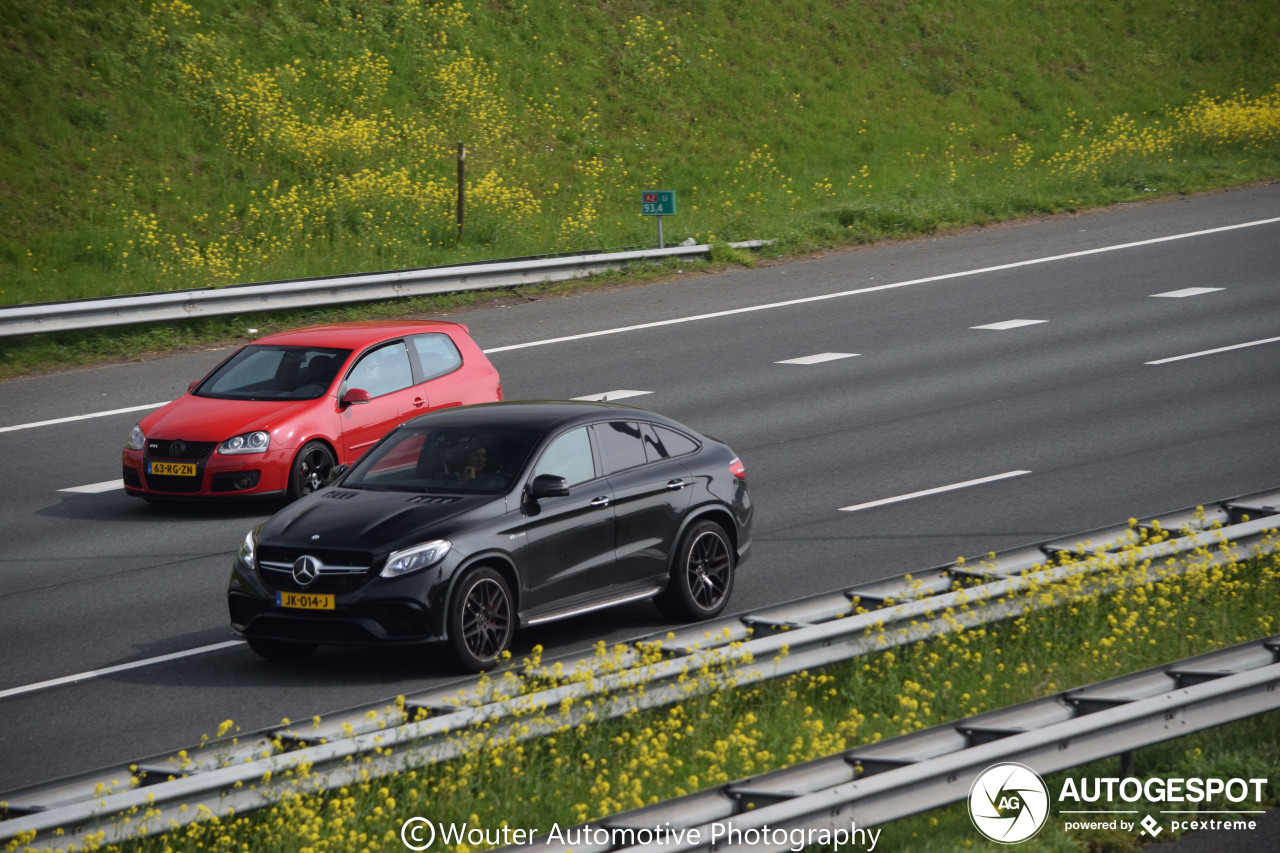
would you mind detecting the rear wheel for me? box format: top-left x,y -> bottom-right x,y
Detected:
247,636 -> 318,661
447,566 -> 514,672
655,520 -> 735,621
288,441 -> 335,500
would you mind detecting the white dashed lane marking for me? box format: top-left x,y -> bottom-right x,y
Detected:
571,390 -> 653,402
839,470 -> 1033,513
1151,287 -> 1223,298
775,352 -> 860,365
971,319 -> 1047,331
59,479 -> 124,494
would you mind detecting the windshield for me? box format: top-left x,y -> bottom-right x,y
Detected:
344,426 -> 540,495
196,346 -> 351,401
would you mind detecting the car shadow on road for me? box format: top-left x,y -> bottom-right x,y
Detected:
37,491 -> 290,523
87,601 -> 677,693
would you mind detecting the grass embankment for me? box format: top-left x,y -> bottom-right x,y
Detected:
12,520 -> 1276,853
2,0 -> 1280,377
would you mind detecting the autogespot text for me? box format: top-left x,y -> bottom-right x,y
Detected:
400,817 -> 883,852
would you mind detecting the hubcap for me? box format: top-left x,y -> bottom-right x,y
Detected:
686,531 -> 730,609
299,449 -> 330,493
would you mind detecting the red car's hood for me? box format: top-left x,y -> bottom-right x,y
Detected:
139,394 -> 325,442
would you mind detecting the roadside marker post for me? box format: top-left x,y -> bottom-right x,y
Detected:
641,190 -> 676,248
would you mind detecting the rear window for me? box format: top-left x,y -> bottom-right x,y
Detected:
643,424 -> 700,461
196,346 -> 350,401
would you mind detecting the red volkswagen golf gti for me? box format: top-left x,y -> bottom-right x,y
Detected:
121,321 -> 502,502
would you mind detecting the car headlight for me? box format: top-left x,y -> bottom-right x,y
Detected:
238,527 -> 258,568
125,424 -> 146,451
381,540 -> 451,578
219,431 -> 271,455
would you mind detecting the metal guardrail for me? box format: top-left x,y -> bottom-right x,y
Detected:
1,487 -> 1277,849
499,636 -> 1280,853
0,242 -> 765,337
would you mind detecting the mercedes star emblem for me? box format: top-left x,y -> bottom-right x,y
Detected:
292,555 -> 322,586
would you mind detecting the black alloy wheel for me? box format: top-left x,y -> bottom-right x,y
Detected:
247,636 -> 318,661
448,566 -> 514,672
656,520 -> 735,621
289,441 -> 335,499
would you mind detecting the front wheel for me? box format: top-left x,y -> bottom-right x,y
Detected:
288,441 -> 335,500
655,520 -> 735,621
447,566 -> 514,672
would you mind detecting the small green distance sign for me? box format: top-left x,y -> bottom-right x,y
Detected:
641,190 -> 676,216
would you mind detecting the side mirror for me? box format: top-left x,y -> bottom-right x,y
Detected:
187,380 -> 199,394
528,474 -> 570,500
328,464 -> 349,483
341,388 -> 371,407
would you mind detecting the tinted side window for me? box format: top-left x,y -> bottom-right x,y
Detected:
596,421 -> 648,474
531,427 -> 596,486
346,342 -> 413,398
410,333 -> 464,382
643,425 -> 700,461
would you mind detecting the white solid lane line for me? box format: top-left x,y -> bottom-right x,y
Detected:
481,217 -> 1280,355
59,479 -> 124,494
571,390 -> 653,402
0,641 -> 245,701
1151,287 -> 1223,298
776,352 -> 860,365
839,470 -> 1033,513
0,401 -> 169,434
971,319 -> 1047,330
1145,335 -> 1280,365
8,216 -> 1279,434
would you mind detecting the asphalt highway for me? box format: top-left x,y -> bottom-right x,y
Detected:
1,184 -> 1277,794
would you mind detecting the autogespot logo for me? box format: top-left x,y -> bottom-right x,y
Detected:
969,763 -> 1051,844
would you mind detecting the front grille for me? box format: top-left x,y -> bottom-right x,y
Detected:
258,564 -> 373,594
147,439 -> 217,460
122,467 -> 142,488
258,546 -> 375,568
144,472 -> 204,493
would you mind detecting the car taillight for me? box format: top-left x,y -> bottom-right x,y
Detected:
729,458 -> 746,480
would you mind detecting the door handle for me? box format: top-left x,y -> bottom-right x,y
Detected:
666,479 -> 689,490
589,496 -> 611,508
412,397 -> 426,408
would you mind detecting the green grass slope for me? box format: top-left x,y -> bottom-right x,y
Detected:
2,0 -> 1278,309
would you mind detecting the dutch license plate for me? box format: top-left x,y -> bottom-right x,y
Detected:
277,591 -> 334,610
148,461 -> 197,476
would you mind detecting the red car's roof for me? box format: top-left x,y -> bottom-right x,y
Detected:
251,320 -> 468,349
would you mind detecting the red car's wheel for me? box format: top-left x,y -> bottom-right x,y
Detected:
288,441 -> 335,500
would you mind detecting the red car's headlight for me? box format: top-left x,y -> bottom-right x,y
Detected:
219,431 -> 271,454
